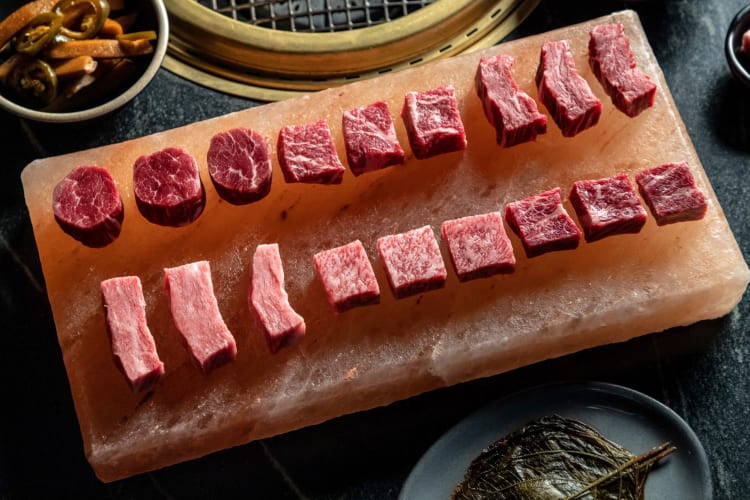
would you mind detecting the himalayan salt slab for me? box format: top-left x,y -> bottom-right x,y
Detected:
20,11 -> 749,482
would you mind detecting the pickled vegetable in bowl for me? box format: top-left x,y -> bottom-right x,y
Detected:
0,0 -> 167,122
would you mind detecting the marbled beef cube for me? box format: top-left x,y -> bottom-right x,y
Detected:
342,101 -> 404,176
569,173 -> 648,242
207,128 -> 273,205
401,85 -> 467,159
505,187 -> 581,258
278,119 -> 345,184
636,161 -> 708,225
313,240 -> 380,313
589,23 -> 656,117
441,212 -> 516,281
536,40 -> 602,137
377,226 -> 447,299
475,55 -> 547,147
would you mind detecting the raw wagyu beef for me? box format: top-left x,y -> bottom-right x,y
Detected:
589,23 -> 656,117
441,212 -> 516,281
635,161 -> 708,225
475,55 -> 547,147
133,147 -> 206,227
505,187 -> 581,258
569,173 -> 648,242
250,244 -> 306,353
52,165 -> 123,247
377,225 -> 447,298
401,85 -> 467,159
313,240 -> 380,313
164,261 -> 237,374
277,119 -> 345,184
207,128 -> 273,205
536,40 -> 602,137
101,276 -> 164,393
342,101 -> 405,176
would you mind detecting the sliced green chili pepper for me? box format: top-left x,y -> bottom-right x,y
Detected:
9,56 -> 58,107
13,12 -> 64,56
53,0 -> 110,40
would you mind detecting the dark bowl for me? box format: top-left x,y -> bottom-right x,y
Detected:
726,3 -> 750,87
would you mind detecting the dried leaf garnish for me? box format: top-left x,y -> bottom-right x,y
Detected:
451,414 -> 675,500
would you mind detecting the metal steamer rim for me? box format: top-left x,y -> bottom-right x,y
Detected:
163,0 -> 541,101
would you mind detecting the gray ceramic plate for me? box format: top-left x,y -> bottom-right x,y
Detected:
399,381 -> 711,500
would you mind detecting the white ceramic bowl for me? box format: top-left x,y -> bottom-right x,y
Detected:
0,0 -> 169,123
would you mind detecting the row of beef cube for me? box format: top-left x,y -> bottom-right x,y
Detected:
101,160 -> 706,394
53,23 -> 655,248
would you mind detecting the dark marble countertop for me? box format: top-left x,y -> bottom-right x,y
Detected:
2,0 -> 749,498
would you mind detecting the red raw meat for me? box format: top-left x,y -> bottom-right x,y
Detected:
505,187 -> 581,258
635,161 -> 708,225
133,147 -> 205,227
342,101 -> 404,176
250,244 -> 306,353
52,165 -> 123,247
164,261 -> 237,373
475,55 -> 547,147
207,128 -> 273,205
313,240 -> 380,313
569,173 -> 648,242
277,119 -> 345,184
743,30 -> 750,54
441,212 -> 516,281
401,85 -> 467,159
536,40 -> 602,137
377,225 -> 447,299
101,276 -> 164,393
589,23 -> 657,117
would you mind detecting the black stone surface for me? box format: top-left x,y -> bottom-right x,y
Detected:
2,0 -> 749,498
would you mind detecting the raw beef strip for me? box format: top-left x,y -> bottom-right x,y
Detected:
535,40 -> 602,137
441,212 -> 516,281
635,161 -> 708,225
133,147 -> 205,227
277,119 -> 345,184
569,173 -> 648,242
101,276 -> 164,393
401,85 -> 467,159
377,225 -> 447,299
589,23 -> 657,117
313,240 -> 380,313
52,165 -> 123,247
342,101 -> 405,176
250,244 -> 306,353
475,55 -> 547,147
164,261 -> 237,374
505,187 -> 581,258
207,128 -> 272,205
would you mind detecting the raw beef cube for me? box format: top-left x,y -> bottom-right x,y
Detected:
277,119 -> 345,184
377,225 -> 447,299
342,101 -> 405,176
101,276 -> 164,393
52,165 -> 123,247
313,240 -> 380,313
133,147 -> 206,227
589,23 -> 657,117
441,212 -> 516,281
475,55 -> 547,147
536,40 -> 602,137
635,161 -> 708,225
505,187 -> 582,258
164,261 -> 237,374
401,85 -> 467,159
569,173 -> 648,242
250,244 -> 306,353
207,128 -> 273,205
